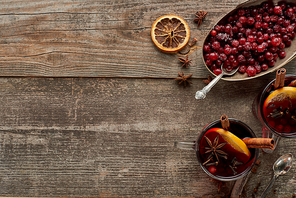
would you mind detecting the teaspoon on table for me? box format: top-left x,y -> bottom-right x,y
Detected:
195,64 -> 239,100
260,153 -> 293,198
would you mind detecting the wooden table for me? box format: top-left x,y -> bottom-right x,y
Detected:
0,0 -> 296,197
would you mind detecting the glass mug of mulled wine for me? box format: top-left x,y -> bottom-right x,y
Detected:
253,72 -> 296,153
175,118 -> 259,181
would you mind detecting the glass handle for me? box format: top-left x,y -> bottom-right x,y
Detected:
174,140 -> 196,150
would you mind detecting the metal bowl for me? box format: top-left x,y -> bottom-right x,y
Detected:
203,0 -> 296,81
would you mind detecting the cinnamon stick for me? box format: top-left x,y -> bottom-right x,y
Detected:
220,114 -> 230,130
274,69 -> 281,89
242,138 -> 275,150
279,68 -> 286,88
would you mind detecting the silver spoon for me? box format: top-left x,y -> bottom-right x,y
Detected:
195,64 -> 239,100
261,153 -> 293,198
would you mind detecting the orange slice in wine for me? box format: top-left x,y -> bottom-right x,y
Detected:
151,15 -> 190,53
205,128 -> 251,163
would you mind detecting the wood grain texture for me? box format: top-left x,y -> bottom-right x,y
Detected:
0,77 -> 295,197
0,0 -> 295,78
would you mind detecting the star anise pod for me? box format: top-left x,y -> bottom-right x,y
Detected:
194,10 -> 208,27
175,71 -> 193,87
204,135 -> 228,165
178,55 -> 192,68
203,75 -> 213,84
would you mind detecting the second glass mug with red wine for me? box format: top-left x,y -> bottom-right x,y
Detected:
175,118 -> 259,181
253,72 -> 296,152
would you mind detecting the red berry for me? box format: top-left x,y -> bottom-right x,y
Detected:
239,16 -> 247,23
265,51 -> 273,61
246,66 -> 256,76
274,6 -> 282,15
213,68 -> 222,75
232,40 -> 239,47
209,53 -> 219,61
238,65 -> 247,73
279,51 -> 286,59
275,124 -> 284,132
211,30 -> 217,36
212,41 -> 221,50
208,166 -> 217,174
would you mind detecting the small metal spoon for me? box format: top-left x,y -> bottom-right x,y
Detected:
195,65 -> 239,100
261,153 -> 293,198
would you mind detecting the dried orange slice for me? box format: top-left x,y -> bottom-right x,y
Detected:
151,15 -> 190,53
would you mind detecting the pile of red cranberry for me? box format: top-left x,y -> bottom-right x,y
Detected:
203,1 -> 296,77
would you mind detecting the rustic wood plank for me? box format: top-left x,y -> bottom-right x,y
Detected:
1,0 -> 295,78
0,77 -> 295,197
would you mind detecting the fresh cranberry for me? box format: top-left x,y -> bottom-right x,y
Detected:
246,66 -> 256,76
244,42 -> 252,51
232,26 -> 239,33
213,68 -> 222,75
263,15 -> 271,22
237,54 -> 246,63
232,60 -> 239,67
265,51 -> 274,61
285,39 -> 292,47
269,60 -> 275,67
270,46 -> 278,53
239,37 -> 247,45
231,40 -> 239,47
212,41 -> 221,50
279,51 -> 286,59
219,53 -> 227,61
255,14 -> 262,21
214,25 -> 221,32
239,16 -> 247,23
279,42 -> 285,49
273,53 -> 279,61
270,15 -> 278,22
206,59 -> 212,66
224,47 -> 232,55
236,21 -> 243,28
231,47 -> 238,55
274,6 -> 282,15
254,64 -> 262,73
251,42 -> 258,50
211,30 -> 217,36
209,52 -> 219,61
203,45 -> 211,52
247,35 -> 255,42
258,54 -> 265,62
262,22 -> 269,29
239,65 -> 247,73
255,21 -> 262,29
257,37 -> 264,44
271,37 -> 281,46
247,17 -> 255,25
216,60 -> 222,66
287,25 -> 294,32
248,58 -> 255,65
261,63 -> 269,70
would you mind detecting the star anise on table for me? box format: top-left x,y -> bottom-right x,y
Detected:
178,55 -> 192,68
203,75 -> 213,84
175,71 -> 193,87
194,10 -> 208,27
203,135 -> 228,166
